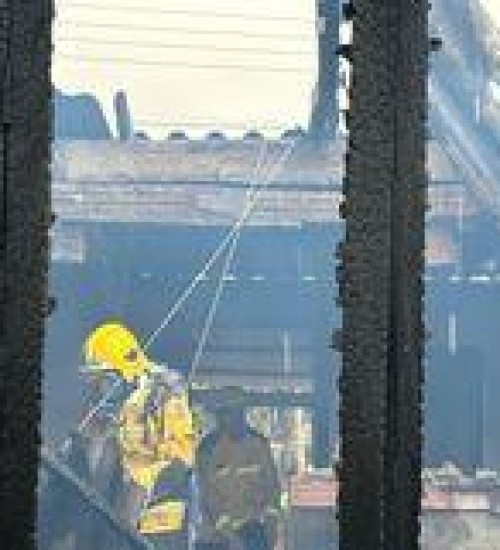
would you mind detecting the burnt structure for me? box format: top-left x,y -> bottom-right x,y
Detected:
0,0 -> 52,545
309,0 -> 340,141
39,449 -> 151,550
337,1 -> 427,549
114,90 -> 133,141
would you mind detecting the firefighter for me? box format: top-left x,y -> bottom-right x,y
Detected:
82,321 -> 199,547
195,388 -> 282,550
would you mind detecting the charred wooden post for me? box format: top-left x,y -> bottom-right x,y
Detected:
0,1 -> 52,545
336,1 -> 428,548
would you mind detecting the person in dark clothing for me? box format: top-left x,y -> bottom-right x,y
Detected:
195,388 -> 281,550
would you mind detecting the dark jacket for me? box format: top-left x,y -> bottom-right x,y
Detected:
195,424 -> 280,550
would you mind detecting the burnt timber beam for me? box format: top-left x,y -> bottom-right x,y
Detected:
191,388 -> 313,410
336,1 -> 428,549
0,1 -> 52,545
310,0 -> 341,141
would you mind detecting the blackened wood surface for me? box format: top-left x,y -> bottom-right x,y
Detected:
337,1 -> 428,549
0,1 -> 52,545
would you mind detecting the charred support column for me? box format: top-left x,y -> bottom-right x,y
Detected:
309,0 -> 340,141
336,1 -> 428,549
312,317 -> 336,469
114,90 -> 133,141
302,224 -> 336,469
0,1 -> 52,545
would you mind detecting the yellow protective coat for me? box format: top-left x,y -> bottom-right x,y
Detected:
117,383 -> 197,492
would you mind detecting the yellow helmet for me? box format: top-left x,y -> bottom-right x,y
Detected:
84,321 -> 151,383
